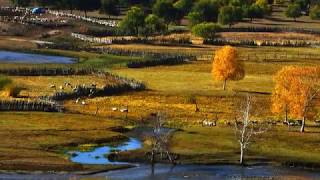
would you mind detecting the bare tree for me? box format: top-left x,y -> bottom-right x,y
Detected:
234,95 -> 269,165
147,112 -> 176,166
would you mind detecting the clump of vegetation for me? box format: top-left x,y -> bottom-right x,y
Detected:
0,75 -> 12,90
218,6 -> 242,27
310,5 -> 320,20
0,75 -> 21,97
285,3 -> 302,21
191,22 -> 221,39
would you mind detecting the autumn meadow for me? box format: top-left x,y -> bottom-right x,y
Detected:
1,0 -> 320,179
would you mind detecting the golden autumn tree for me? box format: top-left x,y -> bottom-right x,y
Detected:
212,46 -> 245,90
272,66 -> 320,132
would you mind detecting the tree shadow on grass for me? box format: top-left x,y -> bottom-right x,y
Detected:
265,17 -> 317,24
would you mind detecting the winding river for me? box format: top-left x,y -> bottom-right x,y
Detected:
69,138 -> 142,165
1,136 -> 320,179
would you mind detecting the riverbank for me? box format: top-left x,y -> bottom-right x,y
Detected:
110,125 -> 320,172
1,113 -> 320,175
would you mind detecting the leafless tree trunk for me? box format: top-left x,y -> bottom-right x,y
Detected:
234,95 -> 269,165
300,89 -> 319,133
148,112 -> 175,166
223,79 -> 227,91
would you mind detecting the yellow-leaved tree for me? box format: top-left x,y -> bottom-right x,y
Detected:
212,45 -> 245,90
272,66 -> 320,132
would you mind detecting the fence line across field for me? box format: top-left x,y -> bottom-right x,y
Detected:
48,10 -> 117,27
197,51 -> 320,61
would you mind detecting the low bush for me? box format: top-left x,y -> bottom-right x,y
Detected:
127,56 -> 195,68
0,75 -> 11,90
191,22 -> 221,39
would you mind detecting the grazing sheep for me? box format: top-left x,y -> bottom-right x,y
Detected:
59,86 -> 64,90
202,120 -> 215,127
81,101 -> 86,105
64,82 -> 72,87
75,98 -> 80,104
112,107 -> 118,111
120,108 -> 128,113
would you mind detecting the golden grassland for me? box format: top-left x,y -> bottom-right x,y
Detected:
63,46 -> 320,125
1,32 -> 320,170
170,126 -> 320,165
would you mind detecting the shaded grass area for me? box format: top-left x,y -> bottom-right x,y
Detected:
233,5 -> 320,30
0,112 -> 127,172
0,75 -> 11,89
170,126 -> 320,167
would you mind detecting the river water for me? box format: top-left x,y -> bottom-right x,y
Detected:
0,133 -> 320,179
69,138 -> 142,165
1,164 -> 320,180
0,50 -> 76,64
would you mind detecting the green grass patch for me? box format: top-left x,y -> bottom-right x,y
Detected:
0,75 -> 12,90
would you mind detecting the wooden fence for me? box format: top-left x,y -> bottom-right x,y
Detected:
204,39 -> 320,47
48,10 -> 117,27
0,67 -> 95,76
0,100 -> 63,112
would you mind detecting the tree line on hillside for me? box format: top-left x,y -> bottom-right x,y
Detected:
10,0 -> 320,36
118,0 -> 274,36
118,0 -> 320,36
10,0 -> 149,16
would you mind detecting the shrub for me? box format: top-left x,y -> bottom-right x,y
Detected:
191,22 -> 221,39
218,6 -> 243,27
3,86 -> 22,98
0,75 -> 12,90
144,14 -> 166,36
285,3 -> 302,21
244,4 -> 265,21
310,5 -> 320,20
127,56 -> 194,68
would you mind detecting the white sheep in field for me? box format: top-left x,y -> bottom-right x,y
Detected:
75,98 -> 80,104
120,108 -> 128,113
202,120 -> 215,127
112,107 -> 118,111
81,101 -> 86,105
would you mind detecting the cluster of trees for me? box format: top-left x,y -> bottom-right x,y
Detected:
211,46 -> 320,165
188,0 -> 272,27
285,0 -> 320,20
272,66 -> 320,132
10,0 -> 151,16
119,0 -> 272,36
211,46 -> 320,134
118,0 -> 193,35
